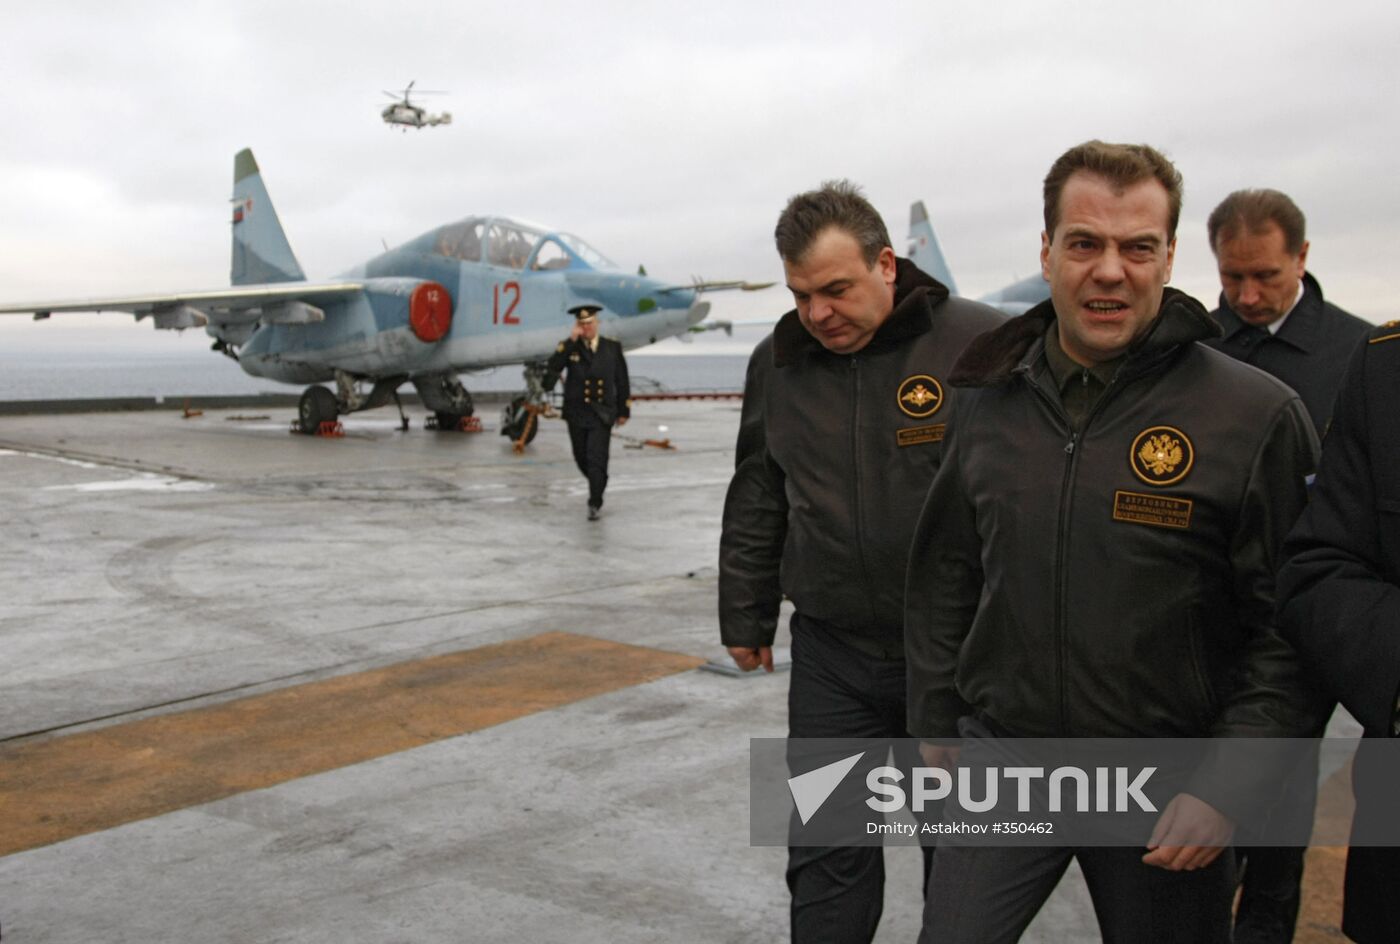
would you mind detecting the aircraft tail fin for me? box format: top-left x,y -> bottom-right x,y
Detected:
230,149 -> 306,285
906,200 -> 958,296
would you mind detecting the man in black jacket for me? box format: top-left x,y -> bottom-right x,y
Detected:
1204,189 -> 1370,943
1278,321 -> 1400,944
719,180 -> 1003,943
905,142 -> 1320,943
1205,188 -> 1371,434
545,304 -> 630,520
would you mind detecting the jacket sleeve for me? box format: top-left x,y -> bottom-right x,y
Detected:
1278,341 -> 1400,736
718,341 -> 787,648
615,342 -> 631,420
1188,395 -> 1326,817
1212,394 -> 1323,738
904,395 -> 982,740
543,340 -> 572,391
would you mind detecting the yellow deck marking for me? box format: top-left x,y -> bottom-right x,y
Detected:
1293,752 -> 1353,941
0,632 -> 702,857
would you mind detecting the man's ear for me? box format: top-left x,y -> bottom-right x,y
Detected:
877,245 -> 897,287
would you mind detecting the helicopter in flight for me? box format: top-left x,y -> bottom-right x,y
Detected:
0,149 -> 768,441
380,81 -> 452,130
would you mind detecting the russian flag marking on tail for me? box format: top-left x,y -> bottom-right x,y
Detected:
230,149 -> 305,285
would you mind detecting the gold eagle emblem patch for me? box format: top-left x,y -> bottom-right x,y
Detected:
897,374 -> 944,419
1129,426 -> 1194,487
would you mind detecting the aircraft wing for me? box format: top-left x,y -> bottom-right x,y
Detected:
655,279 -> 775,295
0,281 -> 365,320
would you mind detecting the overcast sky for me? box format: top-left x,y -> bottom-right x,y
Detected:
1,0 -> 1396,359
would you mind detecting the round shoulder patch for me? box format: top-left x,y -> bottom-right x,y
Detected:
897,374 -> 945,419
1130,426 -> 1194,487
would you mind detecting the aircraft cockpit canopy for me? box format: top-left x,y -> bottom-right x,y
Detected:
427,217 -> 614,272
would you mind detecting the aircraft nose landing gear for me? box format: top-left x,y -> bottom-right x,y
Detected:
500,361 -> 552,450
500,396 -> 542,446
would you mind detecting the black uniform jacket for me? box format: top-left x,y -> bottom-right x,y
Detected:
718,259 -> 1005,658
1278,322 -> 1400,943
904,289 -> 1321,806
1205,272 -> 1371,434
546,335 -> 631,427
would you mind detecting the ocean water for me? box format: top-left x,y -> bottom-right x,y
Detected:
0,348 -> 751,402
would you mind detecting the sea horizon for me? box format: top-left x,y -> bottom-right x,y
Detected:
0,349 -> 751,403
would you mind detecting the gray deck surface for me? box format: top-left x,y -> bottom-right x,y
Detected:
0,399 -> 1109,942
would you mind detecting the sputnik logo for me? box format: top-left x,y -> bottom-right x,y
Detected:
787,752 -> 865,825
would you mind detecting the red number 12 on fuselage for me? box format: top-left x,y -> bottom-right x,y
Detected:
493,282 -> 521,324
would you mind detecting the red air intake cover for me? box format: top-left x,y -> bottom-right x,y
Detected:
408,281 -> 453,342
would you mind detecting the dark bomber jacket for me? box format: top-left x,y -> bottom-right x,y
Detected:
718,260 -> 1005,657
905,289 -> 1321,745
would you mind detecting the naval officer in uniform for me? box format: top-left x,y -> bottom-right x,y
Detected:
1277,319 -> 1400,943
545,304 -> 631,520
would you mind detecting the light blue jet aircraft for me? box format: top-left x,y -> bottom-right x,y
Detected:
0,149 -> 768,439
906,200 -> 1049,315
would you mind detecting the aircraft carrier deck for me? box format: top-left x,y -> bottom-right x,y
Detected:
0,399 -> 1350,942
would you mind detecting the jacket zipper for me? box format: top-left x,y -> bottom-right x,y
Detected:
1023,372 -> 1076,734
1025,365 -> 1131,735
849,356 -> 878,629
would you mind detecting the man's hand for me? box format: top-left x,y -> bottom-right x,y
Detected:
616,416 -> 628,427
1142,792 -> 1234,871
569,322 -> 584,341
919,742 -> 961,769
727,645 -> 773,673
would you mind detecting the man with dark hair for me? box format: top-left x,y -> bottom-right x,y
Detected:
906,142 -> 1320,942
545,304 -> 630,520
1277,320 -> 1400,944
720,179 -> 1003,942
1205,188 -> 1371,433
1041,139 -> 1184,239
1203,188 -> 1371,943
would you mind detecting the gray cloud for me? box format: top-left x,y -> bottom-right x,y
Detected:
1,0 -> 1395,329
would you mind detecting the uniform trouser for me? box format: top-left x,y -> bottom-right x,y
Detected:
786,613 -> 934,944
1234,846 -> 1305,944
918,716 -> 1237,944
567,419 -> 611,507
1340,740 -> 1400,943
1343,847 -> 1400,943
1233,736 -> 1319,944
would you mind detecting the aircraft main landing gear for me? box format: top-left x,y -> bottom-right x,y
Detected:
412,373 -> 475,432
431,411 -> 483,432
297,386 -> 339,434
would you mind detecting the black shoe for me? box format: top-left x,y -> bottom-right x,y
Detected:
587,503 -> 600,521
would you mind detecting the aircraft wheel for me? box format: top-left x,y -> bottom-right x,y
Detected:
434,411 -> 467,431
500,396 -> 540,444
298,385 -> 339,434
